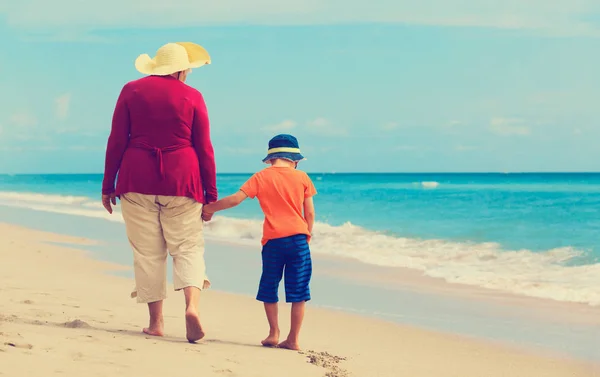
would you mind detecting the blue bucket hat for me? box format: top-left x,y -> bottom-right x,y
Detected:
262,134 -> 305,163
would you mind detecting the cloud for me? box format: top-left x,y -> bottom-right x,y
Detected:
395,145 -> 420,151
262,119 -> 296,133
2,0 -> 600,37
224,147 -> 258,155
455,145 -> 480,151
489,118 -> 531,136
381,122 -> 399,131
9,111 -> 37,128
446,120 -> 466,127
0,145 -> 57,152
55,93 -> 71,121
67,145 -> 105,151
306,117 -> 347,136
0,145 -> 104,152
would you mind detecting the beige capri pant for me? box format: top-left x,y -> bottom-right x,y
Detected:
120,193 -> 210,304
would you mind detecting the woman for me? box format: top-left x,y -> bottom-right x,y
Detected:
101,42 -> 217,343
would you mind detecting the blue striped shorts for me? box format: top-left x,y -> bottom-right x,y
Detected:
256,234 -> 312,303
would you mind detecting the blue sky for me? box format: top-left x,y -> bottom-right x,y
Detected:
0,1 -> 599,173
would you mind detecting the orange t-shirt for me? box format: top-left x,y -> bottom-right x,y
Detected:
240,166 -> 317,245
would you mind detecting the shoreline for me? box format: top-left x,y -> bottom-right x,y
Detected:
1,183 -> 599,309
1,222 -> 599,377
1,204 -> 600,364
314,252 -> 600,327
1,194 -> 599,309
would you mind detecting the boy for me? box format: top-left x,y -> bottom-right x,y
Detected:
202,134 -> 316,350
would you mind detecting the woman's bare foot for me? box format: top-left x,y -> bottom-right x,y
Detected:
261,329 -> 280,347
185,308 -> 205,343
278,339 -> 300,351
143,317 -> 164,337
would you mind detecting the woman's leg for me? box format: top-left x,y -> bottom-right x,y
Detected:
120,193 -> 168,336
158,196 -> 207,343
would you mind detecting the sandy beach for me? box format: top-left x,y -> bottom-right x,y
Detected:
0,222 -> 598,377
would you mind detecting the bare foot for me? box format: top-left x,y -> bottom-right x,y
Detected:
142,318 -> 164,337
278,339 -> 300,351
185,309 -> 205,343
261,330 -> 280,347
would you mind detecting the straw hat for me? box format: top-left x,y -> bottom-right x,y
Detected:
134,42 -> 211,76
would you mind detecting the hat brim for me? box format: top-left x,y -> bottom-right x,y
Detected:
262,152 -> 305,163
134,42 -> 211,75
135,54 -> 194,75
175,42 -> 211,67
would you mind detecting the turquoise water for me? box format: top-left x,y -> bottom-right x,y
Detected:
1,173 -> 599,305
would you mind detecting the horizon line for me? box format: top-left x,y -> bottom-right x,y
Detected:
2,171 -> 600,176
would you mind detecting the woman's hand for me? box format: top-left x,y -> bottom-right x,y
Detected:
201,209 -> 213,222
202,203 -> 214,222
102,193 -> 117,214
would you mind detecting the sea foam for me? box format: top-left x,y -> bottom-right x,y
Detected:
1,190 -> 599,306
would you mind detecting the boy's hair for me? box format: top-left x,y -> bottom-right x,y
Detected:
268,158 -> 299,168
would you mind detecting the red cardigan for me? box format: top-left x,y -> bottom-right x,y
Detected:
102,75 -> 218,204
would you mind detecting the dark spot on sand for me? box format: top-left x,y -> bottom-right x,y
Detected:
63,319 -> 91,329
22,300 -> 34,305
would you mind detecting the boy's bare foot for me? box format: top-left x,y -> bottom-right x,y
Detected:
185,308 -> 205,343
143,318 -> 164,337
278,339 -> 301,351
261,330 -> 280,347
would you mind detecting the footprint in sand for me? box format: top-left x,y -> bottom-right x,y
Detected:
4,342 -> 34,350
63,319 -> 92,329
214,369 -> 235,376
32,310 -> 52,319
302,350 -> 349,377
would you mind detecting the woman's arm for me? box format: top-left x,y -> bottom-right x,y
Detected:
102,85 -> 131,196
191,93 -> 218,204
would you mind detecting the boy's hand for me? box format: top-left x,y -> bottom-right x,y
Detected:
201,210 -> 213,222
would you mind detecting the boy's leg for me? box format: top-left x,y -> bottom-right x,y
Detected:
263,302 -> 279,346
256,240 -> 285,346
278,301 -> 305,350
280,235 -> 312,350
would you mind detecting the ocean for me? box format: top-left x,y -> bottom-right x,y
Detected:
1,172 -> 599,306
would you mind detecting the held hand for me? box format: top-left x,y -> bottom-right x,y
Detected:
201,210 -> 214,222
102,193 -> 117,214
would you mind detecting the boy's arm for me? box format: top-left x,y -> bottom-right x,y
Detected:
303,196 -> 316,234
203,190 -> 248,215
